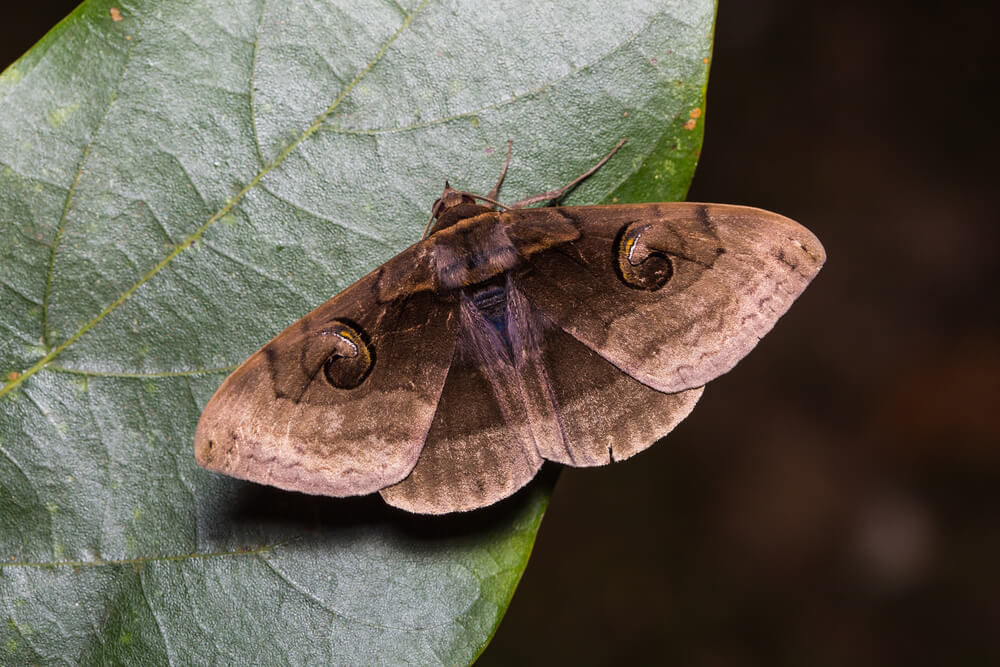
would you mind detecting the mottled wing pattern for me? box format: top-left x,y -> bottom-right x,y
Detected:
196,199 -> 824,514
384,275 -> 706,514
505,203 -> 826,394
504,282 -> 704,468
194,244 -> 458,498
528,311 -> 704,467
382,293 -> 543,514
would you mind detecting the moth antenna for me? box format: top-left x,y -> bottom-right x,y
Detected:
509,137 -> 627,208
454,191 -> 509,211
421,210 -> 437,239
486,139 -> 513,201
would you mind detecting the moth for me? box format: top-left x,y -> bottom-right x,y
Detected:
194,141 -> 825,514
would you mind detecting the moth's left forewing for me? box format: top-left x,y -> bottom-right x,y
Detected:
194,242 -> 458,497
506,203 -> 825,394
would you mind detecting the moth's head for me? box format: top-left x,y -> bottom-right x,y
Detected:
430,181 -> 477,221
425,182 -> 494,236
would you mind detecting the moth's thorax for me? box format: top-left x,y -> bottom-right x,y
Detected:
429,201 -> 489,235
431,211 -> 522,291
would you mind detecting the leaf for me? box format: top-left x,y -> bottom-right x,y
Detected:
0,0 -> 713,663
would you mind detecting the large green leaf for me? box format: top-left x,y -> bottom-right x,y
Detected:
0,0 -> 713,663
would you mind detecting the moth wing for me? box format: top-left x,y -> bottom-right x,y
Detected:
528,307 -> 705,467
500,282 -> 705,467
504,203 -> 825,394
383,282 -> 706,514
194,243 -> 458,498
381,296 -> 543,514
379,341 -> 545,514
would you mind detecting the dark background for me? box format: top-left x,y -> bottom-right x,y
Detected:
5,2 -> 998,665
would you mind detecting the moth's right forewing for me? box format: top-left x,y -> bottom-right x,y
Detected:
506,203 -> 826,394
194,242 -> 458,498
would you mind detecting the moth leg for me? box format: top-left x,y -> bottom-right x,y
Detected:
508,138 -> 627,208
485,139 -> 513,201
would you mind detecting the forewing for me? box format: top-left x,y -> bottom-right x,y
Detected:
194,244 -> 458,498
505,203 -> 825,394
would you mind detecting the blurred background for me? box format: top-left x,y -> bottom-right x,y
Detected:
4,2 -> 998,665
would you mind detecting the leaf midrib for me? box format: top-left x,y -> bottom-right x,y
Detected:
0,0 -> 430,399
0,4 -> 684,398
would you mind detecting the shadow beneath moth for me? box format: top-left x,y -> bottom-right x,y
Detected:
194,140 -> 826,514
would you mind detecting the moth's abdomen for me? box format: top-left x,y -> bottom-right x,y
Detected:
469,280 -> 510,340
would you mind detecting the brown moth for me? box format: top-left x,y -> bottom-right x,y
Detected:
194,141 -> 825,514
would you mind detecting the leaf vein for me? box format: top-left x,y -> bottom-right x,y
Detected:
83,375 -> 111,561
0,0 -> 430,401
260,556 -> 452,633
139,567 -> 174,663
203,239 -> 312,302
257,182 -> 391,245
325,11 -> 655,136
0,158 -> 66,193
16,388 -> 65,561
1,278 -> 44,308
42,22 -> 143,352
46,364 -> 239,379
147,203 -> 177,247
2,542 -> 285,570
248,0 -> 269,168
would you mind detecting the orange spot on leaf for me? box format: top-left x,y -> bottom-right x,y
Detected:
689,107 -> 702,119
7,371 -> 20,381
110,7 -> 123,21
684,119 -> 697,131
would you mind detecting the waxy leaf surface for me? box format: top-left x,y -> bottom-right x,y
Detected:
0,0 -> 714,662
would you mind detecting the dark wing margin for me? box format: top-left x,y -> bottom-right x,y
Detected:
194,244 -> 458,498
505,203 -> 826,394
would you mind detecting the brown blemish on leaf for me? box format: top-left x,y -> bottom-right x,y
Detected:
689,108 -> 702,119
7,371 -> 20,382
684,119 -> 697,131
110,7 -> 123,21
